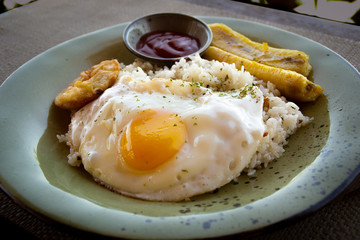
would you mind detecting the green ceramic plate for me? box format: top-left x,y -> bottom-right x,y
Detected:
1,17 -> 359,239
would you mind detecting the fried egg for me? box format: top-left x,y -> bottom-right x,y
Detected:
67,73 -> 265,201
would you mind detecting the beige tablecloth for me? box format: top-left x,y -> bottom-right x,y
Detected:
1,0 -> 359,239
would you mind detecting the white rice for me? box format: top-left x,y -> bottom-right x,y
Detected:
59,54 -> 310,174
119,54 -> 311,173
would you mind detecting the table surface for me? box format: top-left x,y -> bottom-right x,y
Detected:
1,0 -> 359,239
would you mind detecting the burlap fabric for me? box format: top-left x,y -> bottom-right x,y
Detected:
1,0 -> 359,239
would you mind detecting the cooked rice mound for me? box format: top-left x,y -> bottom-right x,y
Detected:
119,55 -> 310,173
59,54 -> 310,176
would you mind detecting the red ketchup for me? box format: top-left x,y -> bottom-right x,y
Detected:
136,31 -> 200,58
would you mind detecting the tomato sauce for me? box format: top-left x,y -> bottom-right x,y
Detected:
136,31 -> 200,58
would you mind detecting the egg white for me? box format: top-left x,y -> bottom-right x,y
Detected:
68,74 -> 265,201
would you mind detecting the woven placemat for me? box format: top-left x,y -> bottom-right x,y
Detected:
0,0 -> 359,239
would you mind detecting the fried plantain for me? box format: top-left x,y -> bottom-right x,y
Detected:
54,59 -> 120,110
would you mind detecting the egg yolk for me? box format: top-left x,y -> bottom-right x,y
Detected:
120,110 -> 186,171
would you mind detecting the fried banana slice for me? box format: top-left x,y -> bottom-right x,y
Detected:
55,59 -> 120,110
203,46 -> 323,102
209,23 -> 312,76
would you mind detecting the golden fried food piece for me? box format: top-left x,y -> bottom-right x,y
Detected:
209,23 -> 312,76
54,60 -> 120,110
204,46 -> 324,102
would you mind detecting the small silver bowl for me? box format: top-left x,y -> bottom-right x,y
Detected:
123,13 -> 212,65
